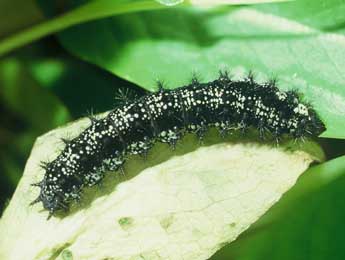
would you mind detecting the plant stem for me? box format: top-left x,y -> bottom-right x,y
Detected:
0,0 -> 167,57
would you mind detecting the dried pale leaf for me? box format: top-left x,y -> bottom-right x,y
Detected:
0,115 -> 319,260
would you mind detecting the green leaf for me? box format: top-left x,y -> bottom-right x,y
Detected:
55,0 -> 345,139
0,0 -> 289,56
156,0 -> 288,6
0,57 -> 70,132
155,0 -> 184,6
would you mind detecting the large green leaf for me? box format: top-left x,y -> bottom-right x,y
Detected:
0,57 -> 70,133
0,0 -> 283,55
54,0 -> 345,139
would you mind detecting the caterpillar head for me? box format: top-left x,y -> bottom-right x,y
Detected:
32,162 -> 82,218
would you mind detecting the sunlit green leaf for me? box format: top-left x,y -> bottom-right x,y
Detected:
56,1 -> 345,138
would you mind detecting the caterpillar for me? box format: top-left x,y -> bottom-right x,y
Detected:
30,71 -> 325,219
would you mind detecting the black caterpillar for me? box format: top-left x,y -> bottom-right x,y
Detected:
31,72 -> 325,218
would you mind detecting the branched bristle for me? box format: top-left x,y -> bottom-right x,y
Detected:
31,181 -> 43,187
47,211 -> 54,220
139,150 -> 148,160
85,108 -> 98,125
268,77 -> 278,87
119,166 -> 125,176
87,115 -> 98,125
247,70 -> 255,83
61,138 -> 71,145
156,79 -> 166,92
115,87 -> 138,106
30,196 -> 41,206
219,69 -> 231,81
58,201 -> 69,210
191,72 -> 201,86
39,161 -> 50,171
168,139 -> 178,150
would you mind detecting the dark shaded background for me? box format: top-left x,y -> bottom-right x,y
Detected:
0,37 -> 147,213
